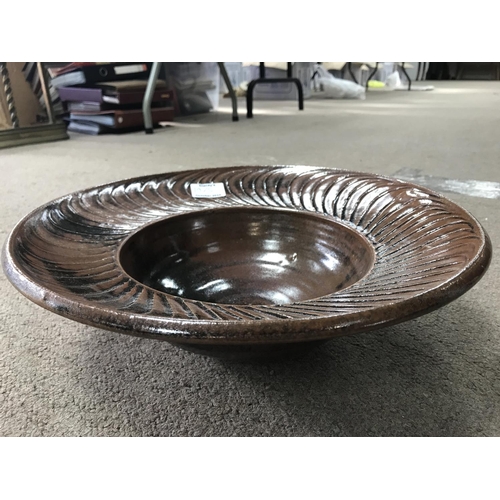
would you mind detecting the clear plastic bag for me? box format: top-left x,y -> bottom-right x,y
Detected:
312,64 -> 366,100
385,70 -> 402,89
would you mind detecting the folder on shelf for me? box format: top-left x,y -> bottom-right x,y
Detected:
57,80 -> 171,105
51,63 -> 153,88
67,121 -> 104,135
69,106 -> 175,129
67,101 -> 169,113
98,80 -> 171,105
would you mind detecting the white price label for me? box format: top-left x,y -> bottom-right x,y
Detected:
190,182 -> 226,198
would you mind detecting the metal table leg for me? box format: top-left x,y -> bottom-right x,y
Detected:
400,62 -> 412,90
365,62 -> 379,90
218,62 -> 238,121
143,62 -> 161,134
347,62 -> 358,84
246,62 -> 303,119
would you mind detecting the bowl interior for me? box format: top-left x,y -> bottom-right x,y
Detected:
119,207 -> 375,306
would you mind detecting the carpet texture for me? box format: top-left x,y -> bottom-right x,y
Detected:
1,81 -> 499,436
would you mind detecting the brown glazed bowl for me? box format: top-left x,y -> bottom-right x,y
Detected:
2,166 -> 492,361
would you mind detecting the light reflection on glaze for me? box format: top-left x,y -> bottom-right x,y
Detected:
120,207 -> 375,306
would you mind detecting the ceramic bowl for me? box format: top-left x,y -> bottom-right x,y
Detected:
2,166 -> 491,360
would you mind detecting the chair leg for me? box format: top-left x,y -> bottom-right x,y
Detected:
366,63 -> 379,90
143,62 -> 161,134
347,62 -> 358,84
246,80 -> 257,118
246,63 -> 304,118
292,78 -> 304,110
400,63 -> 412,91
247,77 -> 304,118
218,62 -> 238,121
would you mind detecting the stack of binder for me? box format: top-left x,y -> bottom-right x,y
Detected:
51,63 -> 175,135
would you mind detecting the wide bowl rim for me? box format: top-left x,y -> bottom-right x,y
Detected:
2,165 -> 492,344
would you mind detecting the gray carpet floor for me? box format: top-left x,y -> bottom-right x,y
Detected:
1,81 -> 499,436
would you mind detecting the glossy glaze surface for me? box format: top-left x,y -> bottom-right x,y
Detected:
120,207 -> 375,306
2,166 -> 492,360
